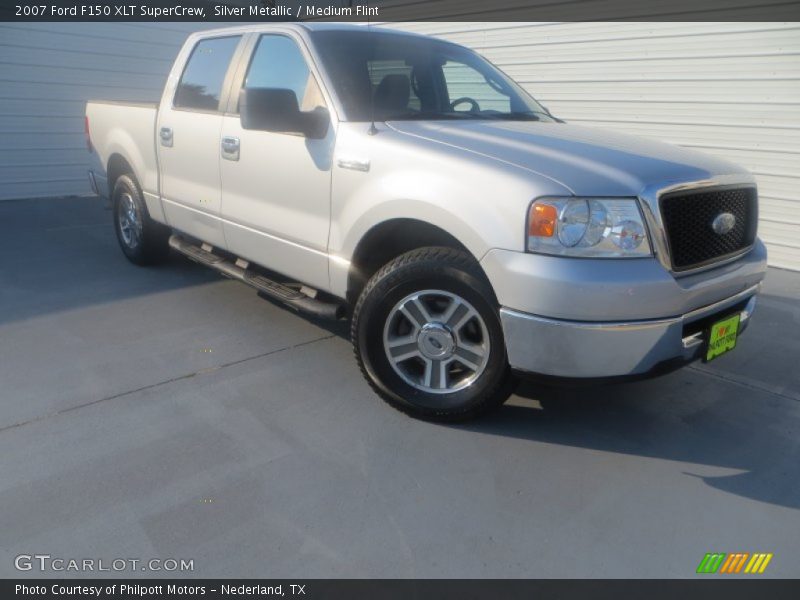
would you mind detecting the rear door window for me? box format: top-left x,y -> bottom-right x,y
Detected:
175,36 -> 241,111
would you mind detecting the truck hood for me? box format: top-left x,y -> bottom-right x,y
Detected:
387,120 -> 749,196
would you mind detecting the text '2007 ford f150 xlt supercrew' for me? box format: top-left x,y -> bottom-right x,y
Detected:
86,23 -> 767,421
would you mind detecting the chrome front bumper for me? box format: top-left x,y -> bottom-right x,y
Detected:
500,285 -> 759,379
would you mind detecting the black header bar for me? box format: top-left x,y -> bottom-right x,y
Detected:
4,579 -> 800,600
2,0 -> 800,22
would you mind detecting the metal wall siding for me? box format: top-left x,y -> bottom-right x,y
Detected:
375,0 -> 800,20
387,22 -> 800,271
0,23 -> 217,202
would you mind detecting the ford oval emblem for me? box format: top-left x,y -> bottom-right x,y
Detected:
711,212 -> 736,235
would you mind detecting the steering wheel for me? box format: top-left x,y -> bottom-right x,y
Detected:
449,97 -> 480,112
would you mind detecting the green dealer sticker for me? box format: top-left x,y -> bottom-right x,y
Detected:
706,314 -> 740,362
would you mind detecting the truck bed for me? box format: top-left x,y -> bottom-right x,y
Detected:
85,100 -> 160,200
87,99 -> 158,109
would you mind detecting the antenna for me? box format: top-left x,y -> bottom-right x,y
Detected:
366,2 -> 378,136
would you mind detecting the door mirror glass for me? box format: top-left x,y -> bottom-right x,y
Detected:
240,88 -> 329,138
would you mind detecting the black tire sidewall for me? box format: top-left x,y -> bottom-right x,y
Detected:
112,174 -> 168,265
355,251 -> 510,419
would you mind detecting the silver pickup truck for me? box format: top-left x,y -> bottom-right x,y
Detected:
85,23 -> 767,421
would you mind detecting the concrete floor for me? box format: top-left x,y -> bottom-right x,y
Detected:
0,196 -> 798,578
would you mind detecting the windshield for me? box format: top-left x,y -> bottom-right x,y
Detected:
310,30 -> 555,122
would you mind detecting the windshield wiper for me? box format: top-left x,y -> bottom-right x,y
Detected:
385,111 -> 489,121
385,111 -> 555,122
485,112 -> 542,121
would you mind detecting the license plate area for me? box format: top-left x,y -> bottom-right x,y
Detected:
704,313 -> 741,362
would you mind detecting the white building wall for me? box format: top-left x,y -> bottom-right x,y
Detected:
387,22 -> 800,270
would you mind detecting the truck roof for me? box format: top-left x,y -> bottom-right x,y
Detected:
188,22 -> 431,41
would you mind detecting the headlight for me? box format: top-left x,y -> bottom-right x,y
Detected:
527,197 -> 651,257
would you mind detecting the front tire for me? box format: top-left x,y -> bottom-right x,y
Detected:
112,173 -> 170,266
352,247 -> 515,421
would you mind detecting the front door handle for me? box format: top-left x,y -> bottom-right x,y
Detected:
221,136 -> 240,161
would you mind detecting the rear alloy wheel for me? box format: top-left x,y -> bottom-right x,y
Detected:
352,247 -> 515,421
112,173 -> 170,265
117,191 -> 142,250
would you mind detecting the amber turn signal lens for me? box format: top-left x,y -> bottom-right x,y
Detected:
528,202 -> 557,237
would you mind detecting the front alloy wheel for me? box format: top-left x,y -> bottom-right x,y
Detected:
352,247 -> 515,421
383,290 -> 490,393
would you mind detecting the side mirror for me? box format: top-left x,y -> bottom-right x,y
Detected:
240,88 -> 328,139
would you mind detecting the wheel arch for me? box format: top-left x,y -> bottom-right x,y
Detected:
107,153 -> 135,197
346,218 -> 488,305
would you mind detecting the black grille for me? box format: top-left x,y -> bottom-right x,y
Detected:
660,186 -> 757,271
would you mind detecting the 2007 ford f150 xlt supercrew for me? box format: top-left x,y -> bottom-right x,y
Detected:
86,23 -> 767,421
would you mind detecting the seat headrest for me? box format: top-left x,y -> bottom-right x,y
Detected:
373,74 -> 411,113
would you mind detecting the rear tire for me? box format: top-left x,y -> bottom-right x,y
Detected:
352,247 -> 515,422
112,173 -> 170,265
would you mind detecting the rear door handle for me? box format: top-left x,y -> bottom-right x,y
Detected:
221,136 -> 240,161
159,127 -> 173,147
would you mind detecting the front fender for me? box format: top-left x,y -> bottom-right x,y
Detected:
327,123 -> 572,298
